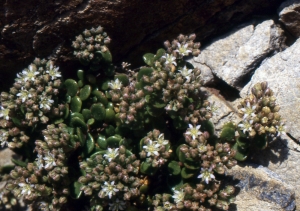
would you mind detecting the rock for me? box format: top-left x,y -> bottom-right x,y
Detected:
201,87 -> 241,134
279,0 -> 300,37
0,0 -> 285,89
0,148 -> 18,169
226,164 -> 296,211
193,20 -> 285,89
240,36 -> 300,209
240,37 -> 300,141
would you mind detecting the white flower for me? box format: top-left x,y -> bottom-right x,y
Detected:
176,43 -> 192,56
101,181 -> 119,199
108,78 -> 122,90
43,151 -> 56,169
162,53 -> 177,66
36,154 -> 44,170
46,63 -> 61,80
0,106 -> 10,120
104,148 -> 119,162
197,144 -> 207,154
163,201 -> 173,210
39,95 -> 54,110
156,134 -> 168,146
240,102 -> 256,119
18,179 -> 34,196
276,123 -> 286,137
185,124 -> 202,140
238,120 -> 253,134
172,189 -> 185,204
198,168 -> 215,184
109,198 -> 126,211
16,87 -> 32,103
0,129 -> 9,148
178,66 -> 193,82
143,140 -> 160,157
22,64 -> 40,82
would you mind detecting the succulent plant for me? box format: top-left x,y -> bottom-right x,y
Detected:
0,26 -> 283,211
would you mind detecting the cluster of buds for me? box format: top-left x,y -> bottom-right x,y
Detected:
237,82 -> 285,137
0,59 -> 63,149
1,123 -> 75,211
152,183 -> 235,211
117,81 -> 146,126
78,145 -> 141,210
182,124 -> 237,179
139,129 -> 171,167
72,26 -> 111,64
164,34 -> 201,59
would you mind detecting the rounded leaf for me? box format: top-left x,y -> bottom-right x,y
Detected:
65,79 -> 78,97
91,103 -> 106,121
168,161 -> 181,175
70,96 -> 82,113
79,85 -> 91,101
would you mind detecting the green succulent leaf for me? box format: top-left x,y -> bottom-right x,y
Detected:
105,108 -> 115,123
181,167 -> 195,179
97,135 -> 107,150
85,133 -> 95,154
137,67 -> 153,82
106,135 -> 122,148
168,161 -> 181,175
77,70 -> 85,81
76,127 -> 86,146
232,142 -> 248,161
65,79 -> 78,97
70,96 -> 82,113
90,103 -> 106,121
92,90 -> 108,106
79,85 -> 92,101
143,53 -> 155,66
82,109 -> 92,121
11,158 -> 27,167
220,126 -> 236,142
114,74 -> 129,87
71,117 -> 87,131
70,181 -> 83,199
254,134 -> 268,149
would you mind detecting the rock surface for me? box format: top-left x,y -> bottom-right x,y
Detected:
0,0 -> 285,89
279,0 -> 300,37
227,164 -> 296,211
192,20 -> 285,89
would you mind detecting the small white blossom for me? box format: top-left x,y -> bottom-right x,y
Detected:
178,66 -> 193,82
101,181 -> 119,199
109,198 -> 126,211
16,87 -> 32,102
198,168 -> 215,184
36,154 -> 44,170
176,43 -> 192,56
0,129 -> 9,148
162,53 -> 177,66
238,120 -> 253,134
240,102 -> 256,119
0,106 -> 10,120
108,78 -> 122,90
46,63 -> 61,80
276,123 -> 286,137
163,201 -> 173,210
172,189 -> 185,204
43,151 -> 56,169
197,144 -> 207,154
185,124 -> 202,140
22,64 -> 40,82
156,134 -> 168,146
39,95 -> 54,110
18,179 -> 34,196
104,148 -> 119,162
143,140 -> 160,157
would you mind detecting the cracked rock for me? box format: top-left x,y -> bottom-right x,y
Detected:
226,164 -> 296,211
192,20 -> 285,89
279,0 -> 300,37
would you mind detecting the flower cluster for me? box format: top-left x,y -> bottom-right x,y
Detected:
237,82 -> 284,137
0,59 -> 63,149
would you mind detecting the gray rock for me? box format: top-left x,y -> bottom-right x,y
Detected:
193,20 -> 285,89
279,0 -> 300,37
227,164 -> 296,211
240,37 -> 300,141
